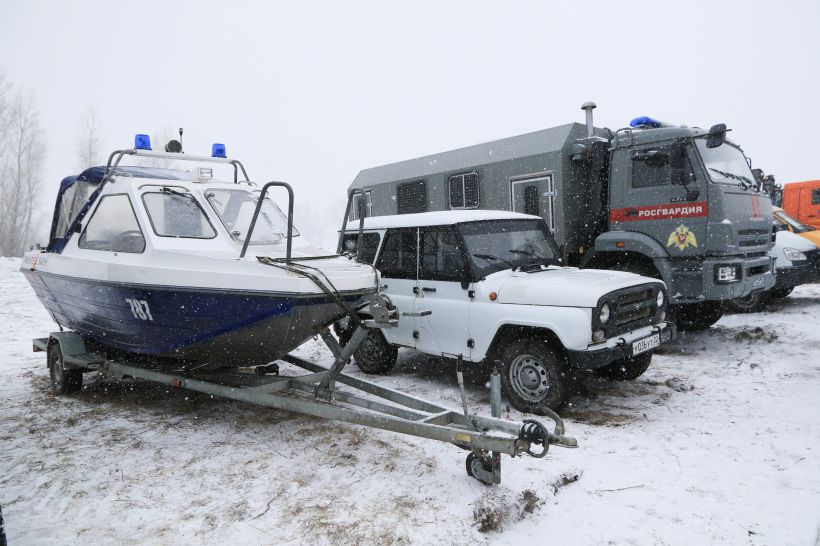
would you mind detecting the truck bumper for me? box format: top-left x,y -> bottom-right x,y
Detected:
672,255 -> 775,304
567,321 -> 676,370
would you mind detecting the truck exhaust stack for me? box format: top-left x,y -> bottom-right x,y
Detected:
581,101 -> 597,138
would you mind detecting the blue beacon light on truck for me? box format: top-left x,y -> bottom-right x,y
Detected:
212,143 -> 227,158
630,116 -> 663,128
135,134 -> 152,150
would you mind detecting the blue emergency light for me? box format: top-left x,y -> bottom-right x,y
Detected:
630,116 -> 663,129
135,134 -> 152,150
212,143 -> 227,158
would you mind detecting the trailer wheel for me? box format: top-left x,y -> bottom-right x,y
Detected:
725,291 -> 769,314
47,341 -> 83,394
353,330 -> 397,374
594,352 -> 652,381
768,286 -> 794,299
673,301 -> 723,331
500,339 -> 570,414
465,452 -> 496,486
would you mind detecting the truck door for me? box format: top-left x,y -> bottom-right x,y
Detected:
413,226 -> 472,359
609,145 -> 707,257
799,186 -> 820,230
374,228 -> 419,348
511,175 -> 556,231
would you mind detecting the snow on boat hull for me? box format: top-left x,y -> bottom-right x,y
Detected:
23,269 -> 372,367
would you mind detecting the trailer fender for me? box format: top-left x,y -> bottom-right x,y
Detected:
584,232 -> 675,287
46,331 -> 89,370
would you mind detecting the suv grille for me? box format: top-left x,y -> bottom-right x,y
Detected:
601,284 -> 662,337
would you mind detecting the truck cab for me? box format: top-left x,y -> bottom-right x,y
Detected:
337,210 -> 676,414
781,180 -> 820,231
593,122 -> 776,329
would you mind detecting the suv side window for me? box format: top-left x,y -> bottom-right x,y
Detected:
419,227 -> 466,282
342,232 -> 381,264
79,194 -> 146,253
376,228 -> 417,279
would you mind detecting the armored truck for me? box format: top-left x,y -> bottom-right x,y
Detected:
347,103 -> 775,331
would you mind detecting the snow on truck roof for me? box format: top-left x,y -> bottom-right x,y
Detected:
345,210 -> 541,230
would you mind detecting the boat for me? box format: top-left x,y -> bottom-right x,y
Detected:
21,135 -> 378,368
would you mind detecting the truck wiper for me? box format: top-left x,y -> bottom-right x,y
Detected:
472,253 -> 517,270
708,168 -> 755,190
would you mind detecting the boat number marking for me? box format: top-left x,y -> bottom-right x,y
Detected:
125,298 -> 154,321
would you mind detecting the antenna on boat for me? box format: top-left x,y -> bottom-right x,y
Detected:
164,128 -> 184,154
178,127 -> 184,153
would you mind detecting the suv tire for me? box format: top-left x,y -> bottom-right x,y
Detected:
499,338 -> 571,414
594,352 -> 652,381
353,329 -> 398,374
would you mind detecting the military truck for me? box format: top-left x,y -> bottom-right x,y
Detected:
347,103 -> 776,331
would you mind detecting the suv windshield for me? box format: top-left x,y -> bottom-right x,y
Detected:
457,219 -> 561,277
205,188 -> 299,244
696,140 -> 758,190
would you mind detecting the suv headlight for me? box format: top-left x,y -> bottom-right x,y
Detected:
783,247 -> 807,262
599,303 -> 611,324
656,290 -> 665,308
714,264 -> 741,284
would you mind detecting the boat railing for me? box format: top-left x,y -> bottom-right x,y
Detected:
102,148 -> 252,185
240,181 -> 294,263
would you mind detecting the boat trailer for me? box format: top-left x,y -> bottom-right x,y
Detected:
32,296 -> 576,485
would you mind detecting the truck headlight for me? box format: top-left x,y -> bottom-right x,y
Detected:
714,264 -> 741,284
783,247 -> 807,261
599,303 -> 611,324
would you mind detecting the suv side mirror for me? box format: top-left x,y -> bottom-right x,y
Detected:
669,143 -> 686,185
706,123 -> 727,148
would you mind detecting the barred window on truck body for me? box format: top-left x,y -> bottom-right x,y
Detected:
448,172 -> 479,209
396,180 -> 428,214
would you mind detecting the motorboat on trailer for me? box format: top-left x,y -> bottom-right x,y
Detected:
21,135 -> 379,369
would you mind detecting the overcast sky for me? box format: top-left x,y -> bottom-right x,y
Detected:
2,0 -> 818,246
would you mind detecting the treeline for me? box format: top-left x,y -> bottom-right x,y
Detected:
0,72 -> 46,257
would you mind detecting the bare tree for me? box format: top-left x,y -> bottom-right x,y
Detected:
76,105 -> 102,170
0,87 -> 46,256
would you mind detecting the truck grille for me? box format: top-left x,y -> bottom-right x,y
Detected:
601,284 -> 662,337
737,228 -> 771,249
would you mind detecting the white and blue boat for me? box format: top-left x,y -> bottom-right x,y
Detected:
21,135 -> 377,368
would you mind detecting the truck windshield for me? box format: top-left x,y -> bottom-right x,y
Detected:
205,188 -> 299,244
457,219 -> 561,277
696,140 -> 758,190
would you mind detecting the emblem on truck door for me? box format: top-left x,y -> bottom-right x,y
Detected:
667,225 -> 698,251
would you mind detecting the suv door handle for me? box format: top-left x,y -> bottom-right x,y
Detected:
413,286 -> 420,294
421,287 -> 436,293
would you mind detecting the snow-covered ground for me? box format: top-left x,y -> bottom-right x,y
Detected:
1,256 -> 819,545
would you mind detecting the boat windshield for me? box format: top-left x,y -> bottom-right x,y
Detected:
205,188 -> 299,244
696,140 -> 758,190
457,219 -> 561,277
775,210 -> 814,233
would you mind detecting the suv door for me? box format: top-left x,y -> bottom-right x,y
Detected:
610,144 -> 707,257
414,226 -> 472,359
374,228 -> 418,348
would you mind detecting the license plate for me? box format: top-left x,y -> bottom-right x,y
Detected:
632,334 -> 661,355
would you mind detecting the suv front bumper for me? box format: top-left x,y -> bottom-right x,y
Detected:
567,321 -> 677,370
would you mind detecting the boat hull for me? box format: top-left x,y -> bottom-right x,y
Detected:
23,270 -> 372,367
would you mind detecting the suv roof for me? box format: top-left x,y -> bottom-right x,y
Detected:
345,210 -> 540,231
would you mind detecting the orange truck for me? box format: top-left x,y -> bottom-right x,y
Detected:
782,180 -> 820,230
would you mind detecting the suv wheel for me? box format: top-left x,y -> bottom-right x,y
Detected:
353,329 -> 397,374
500,338 -> 571,414
594,352 -> 652,381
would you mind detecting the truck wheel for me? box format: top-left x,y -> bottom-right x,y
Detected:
47,341 -> 83,394
500,339 -> 571,414
594,353 -> 652,381
768,286 -> 794,299
353,329 -> 397,374
673,302 -> 723,331
725,291 -> 769,314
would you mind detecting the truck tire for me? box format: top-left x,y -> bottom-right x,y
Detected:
594,352 -> 652,381
499,338 -> 571,414
353,329 -> 397,374
47,341 -> 83,394
725,291 -> 769,314
673,301 -> 723,332
768,286 -> 794,299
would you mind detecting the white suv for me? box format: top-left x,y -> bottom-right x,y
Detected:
337,210 -> 675,413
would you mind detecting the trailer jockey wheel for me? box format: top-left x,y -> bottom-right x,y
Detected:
47,341 -> 83,394
465,452 -> 500,485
